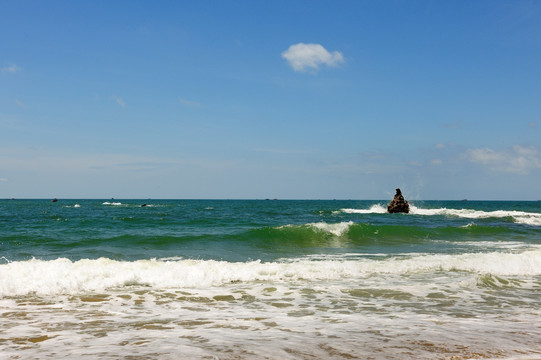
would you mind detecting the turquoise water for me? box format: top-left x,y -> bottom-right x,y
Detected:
1,199 -> 541,359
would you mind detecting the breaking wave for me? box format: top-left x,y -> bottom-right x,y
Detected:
341,205 -> 541,226
1,250 -> 540,296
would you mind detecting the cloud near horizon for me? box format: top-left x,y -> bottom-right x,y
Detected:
466,145 -> 541,174
282,43 -> 344,72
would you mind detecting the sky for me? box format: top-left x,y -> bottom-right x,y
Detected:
1,0 -> 541,200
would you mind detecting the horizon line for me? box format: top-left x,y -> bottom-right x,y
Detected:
2,197 -> 540,202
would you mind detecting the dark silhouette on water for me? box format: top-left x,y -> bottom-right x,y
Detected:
387,188 -> 409,213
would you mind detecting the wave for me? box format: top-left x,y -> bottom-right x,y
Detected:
101,201 -> 162,208
247,221 -> 521,246
279,221 -> 354,237
0,221 -> 523,252
341,205 -> 541,226
1,250 -> 540,296
410,205 -> 541,225
342,204 -> 387,214
102,201 -> 123,206
62,204 -> 81,208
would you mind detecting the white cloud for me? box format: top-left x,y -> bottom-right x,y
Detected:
431,159 -> 443,165
15,99 -> 25,108
281,43 -> 344,72
179,97 -> 201,107
466,145 -> 541,174
0,177 -> 7,182
111,95 -> 126,107
1,64 -> 21,73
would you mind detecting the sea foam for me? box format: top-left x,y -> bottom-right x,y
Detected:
278,221 -> 355,237
409,205 -> 541,226
307,221 -> 354,236
2,250 -> 540,297
342,204 -> 541,226
341,204 -> 387,214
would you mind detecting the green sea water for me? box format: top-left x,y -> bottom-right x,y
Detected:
1,199 -> 540,359
2,199 -> 540,262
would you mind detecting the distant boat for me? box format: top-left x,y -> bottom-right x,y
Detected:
51,198 -> 58,202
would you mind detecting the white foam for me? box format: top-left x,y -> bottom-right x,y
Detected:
515,215 -> 541,226
63,204 -> 81,208
341,204 -> 387,214
2,250 -> 541,297
307,221 -> 354,236
410,204 -> 539,221
2,258 -> 541,359
435,240 -> 528,250
341,204 -> 541,225
102,202 -> 123,206
278,221 -> 355,236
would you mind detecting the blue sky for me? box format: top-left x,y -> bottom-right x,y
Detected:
1,0 -> 540,200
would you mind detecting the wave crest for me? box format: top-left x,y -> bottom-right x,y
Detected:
409,205 -> 541,226
306,221 -> 354,236
341,204 -> 387,214
2,250 -> 540,296
340,204 -> 541,226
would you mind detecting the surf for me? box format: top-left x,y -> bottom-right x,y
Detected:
341,204 -> 541,226
2,249 -> 541,297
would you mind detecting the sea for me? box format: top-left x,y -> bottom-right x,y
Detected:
1,199 -> 540,359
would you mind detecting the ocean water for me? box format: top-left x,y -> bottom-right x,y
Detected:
1,199 -> 540,359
